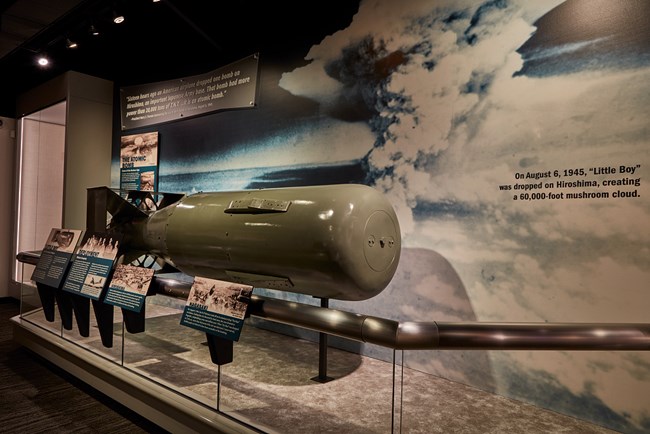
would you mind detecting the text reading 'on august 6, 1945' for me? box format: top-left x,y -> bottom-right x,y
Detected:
499,164 -> 642,201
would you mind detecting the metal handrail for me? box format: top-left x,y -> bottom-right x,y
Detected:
17,252 -> 650,351
153,275 -> 650,351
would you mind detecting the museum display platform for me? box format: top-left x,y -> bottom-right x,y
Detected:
11,281 -> 617,434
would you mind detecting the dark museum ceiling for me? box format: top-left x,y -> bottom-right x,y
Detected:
0,0 -> 360,117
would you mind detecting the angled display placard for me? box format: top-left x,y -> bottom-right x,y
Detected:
180,276 -> 252,341
104,264 -> 155,313
62,232 -> 122,300
31,228 -> 84,288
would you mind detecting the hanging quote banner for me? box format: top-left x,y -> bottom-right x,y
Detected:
120,53 -> 260,130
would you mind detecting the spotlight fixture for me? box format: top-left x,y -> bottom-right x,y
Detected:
113,10 -> 125,24
37,56 -> 49,66
89,24 -> 100,36
66,38 -> 78,49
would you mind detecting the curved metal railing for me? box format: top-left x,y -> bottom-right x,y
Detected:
154,275 -> 650,351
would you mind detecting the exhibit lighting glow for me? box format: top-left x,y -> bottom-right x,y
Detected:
318,209 -> 334,220
37,56 -> 49,66
14,117 -> 25,281
327,310 -> 346,326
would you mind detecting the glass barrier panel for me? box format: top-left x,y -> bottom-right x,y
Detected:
218,320 -> 397,433
17,260 -> 411,433
60,300 -> 124,364
400,348 -> 498,432
121,294 -> 219,409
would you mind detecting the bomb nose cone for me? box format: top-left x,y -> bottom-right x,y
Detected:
364,210 -> 399,272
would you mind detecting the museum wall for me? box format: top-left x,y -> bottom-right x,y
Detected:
63,73 -> 113,229
111,1 -> 650,432
17,72 -> 113,232
0,116 -> 16,298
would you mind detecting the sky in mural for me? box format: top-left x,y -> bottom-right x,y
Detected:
111,0 -> 649,431
276,0 -> 649,432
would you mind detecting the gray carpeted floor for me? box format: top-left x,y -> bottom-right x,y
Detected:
0,299 -> 168,434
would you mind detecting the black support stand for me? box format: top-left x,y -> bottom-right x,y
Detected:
35,283 -> 75,330
122,305 -> 146,334
311,297 -> 334,383
54,289 -> 74,330
70,293 -> 91,337
93,296 -> 115,348
206,334 -> 234,365
35,283 -> 57,322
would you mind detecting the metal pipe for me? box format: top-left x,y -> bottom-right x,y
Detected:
433,322 -> 650,351
17,252 -> 650,352
247,295 -> 650,351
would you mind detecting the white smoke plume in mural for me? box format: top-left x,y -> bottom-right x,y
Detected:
280,0 -> 650,431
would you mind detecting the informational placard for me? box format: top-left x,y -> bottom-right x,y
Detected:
104,264 -> 155,312
498,164 -> 642,202
180,277 -> 252,341
62,232 -> 122,300
120,53 -> 259,130
120,131 -> 159,192
31,228 -> 83,288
